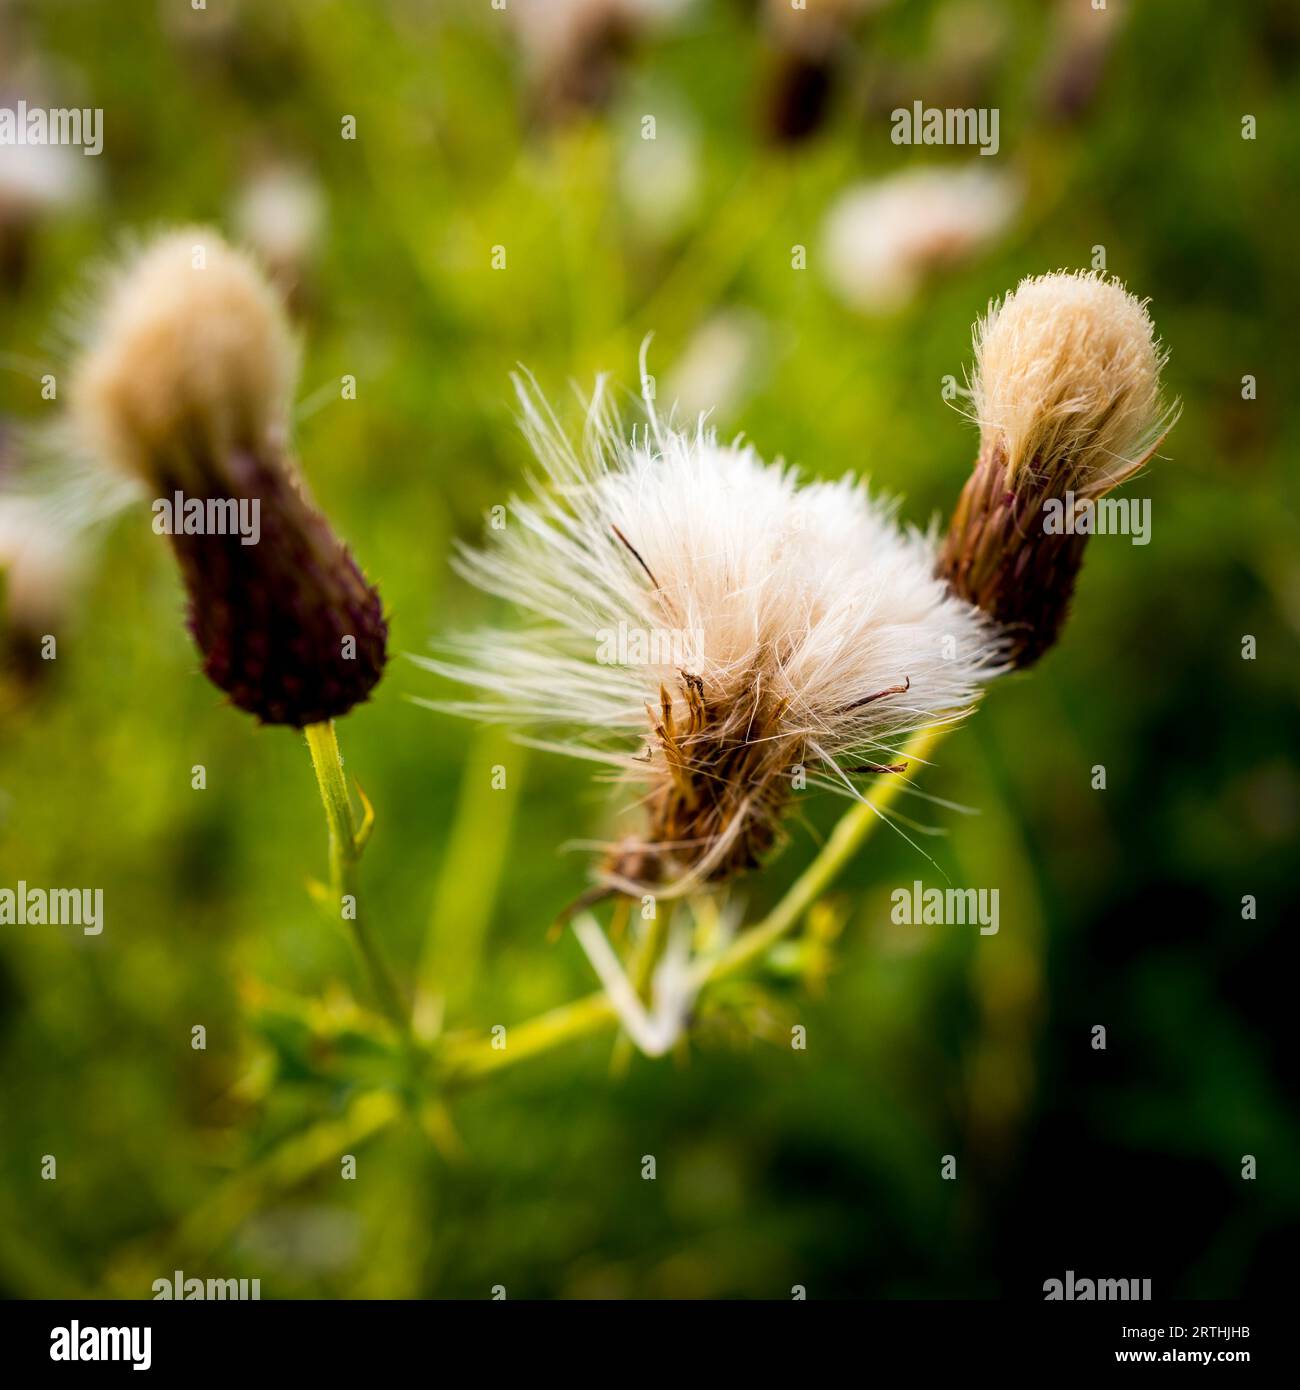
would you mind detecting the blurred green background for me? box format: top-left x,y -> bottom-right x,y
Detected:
1,0 -> 1297,1298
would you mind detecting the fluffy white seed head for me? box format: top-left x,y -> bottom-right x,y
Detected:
970,268 -> 1174,496
425,376 -> 1002,895
69,228 -> 297,482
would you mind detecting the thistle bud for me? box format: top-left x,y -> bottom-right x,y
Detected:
70,230 -> 386,725
937,269 -> 1175,667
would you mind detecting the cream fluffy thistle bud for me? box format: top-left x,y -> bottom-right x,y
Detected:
423,372 -> 1002,902
937,269 -> 1176,667
69,229 -> 387,726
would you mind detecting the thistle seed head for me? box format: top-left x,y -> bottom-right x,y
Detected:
938,269 -> 1176,667
69,229 -> 387,727
424,373 -> 1003,900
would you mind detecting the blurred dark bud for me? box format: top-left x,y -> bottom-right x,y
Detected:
758,0 -> 882,145
1258,0 -> 1300,77
160,0 -> 305,109
513,0 -> 667,127
762,43 -> 836,145
0,224 -> 30,293
1035,0 -> 1126,125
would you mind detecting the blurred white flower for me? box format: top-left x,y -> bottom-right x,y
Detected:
0,139 -> 92,223
0,60 -> 97,286
0,428 -> 86,684
0,69 -> 96,247
822,165 -> 1020,314
618,106 -> 700,242
0,508 -> 79,636
233,164 -> 325,280
665,309 -> 767,425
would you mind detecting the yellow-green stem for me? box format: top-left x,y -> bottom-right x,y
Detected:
441,723 -> 950,1083
305,721 -> 409,1039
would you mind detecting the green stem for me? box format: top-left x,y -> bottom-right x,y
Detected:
449,991 -> 619,1082
305,721 -> 409,1039
441,724 -> 950,1083
103,1089 -> 404,1293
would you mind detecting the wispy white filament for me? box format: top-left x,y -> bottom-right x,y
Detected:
571,911 -> 698,1057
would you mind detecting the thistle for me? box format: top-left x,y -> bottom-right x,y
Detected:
61,228 -> 404,1033
425,370 -> 1002,906
513,0 -> 682,124
937,269 -> 1176,667
69,229 -> 386,725
760,0 -> 881,145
